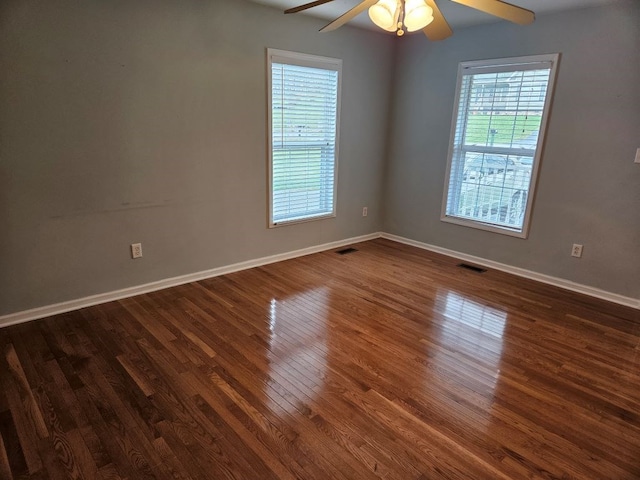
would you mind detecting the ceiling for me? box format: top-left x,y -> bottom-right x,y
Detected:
250,0 -> 622,31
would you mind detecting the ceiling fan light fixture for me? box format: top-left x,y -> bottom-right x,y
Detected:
368,0 -> 401,32
293,0 -> 532,41
404,0 -> 434,32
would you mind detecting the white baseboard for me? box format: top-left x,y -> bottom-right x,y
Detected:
381,232 -> 640,310
0,232 -> 382,328
2,230 -> 637,328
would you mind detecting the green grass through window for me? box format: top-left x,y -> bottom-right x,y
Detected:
464,114 -> 541,145
273,149 -> 324,192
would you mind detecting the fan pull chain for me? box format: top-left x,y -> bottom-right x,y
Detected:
397,0 -> 406,36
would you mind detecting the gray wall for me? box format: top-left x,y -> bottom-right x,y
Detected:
383,1 -> 640,299
2,0 -> 639,317
0,0 -> 395,315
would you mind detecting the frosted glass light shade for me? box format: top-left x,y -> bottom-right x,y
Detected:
404,0 -> 434,32
368,0 -> 400,32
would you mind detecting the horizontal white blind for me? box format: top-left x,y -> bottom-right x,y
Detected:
444,56 -> 556,234
270,54 -> 340,225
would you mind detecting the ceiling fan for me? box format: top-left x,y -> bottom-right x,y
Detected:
284,0 -> 534,40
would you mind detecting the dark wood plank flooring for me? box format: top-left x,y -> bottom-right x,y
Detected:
1,238 -> 639,479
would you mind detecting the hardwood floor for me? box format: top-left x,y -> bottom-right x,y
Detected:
1,238 -> 639,479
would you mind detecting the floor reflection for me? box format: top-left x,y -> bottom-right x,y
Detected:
440,290 -> 507,339
423,290 -> 509,420
265,287 -> 329,415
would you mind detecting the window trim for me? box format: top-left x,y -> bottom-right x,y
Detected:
267,48 -> 342,228
440,53 -> 560,239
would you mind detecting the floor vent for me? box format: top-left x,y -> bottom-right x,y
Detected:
457,263 -> 487,273
336,247 -> 358,255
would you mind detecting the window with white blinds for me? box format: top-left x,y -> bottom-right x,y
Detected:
442,54 -> 559,238
268,49 -> 341,227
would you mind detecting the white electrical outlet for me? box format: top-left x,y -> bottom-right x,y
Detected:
362,207 -> 368,217
635,148 -> 640,164
571,244 -> 583,258
131,243 -> 143,259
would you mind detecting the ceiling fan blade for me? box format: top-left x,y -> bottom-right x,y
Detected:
423,0 -> 452,40
451,0 -> 534,25
285,0 -> 335,14
320,0 -> 378,32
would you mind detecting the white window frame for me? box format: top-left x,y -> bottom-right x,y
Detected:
441,54 -> 560,238
267,48 -> 342,228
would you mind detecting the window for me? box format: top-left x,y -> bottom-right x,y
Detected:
442,54 -> 559,237
267,49 -> 342,227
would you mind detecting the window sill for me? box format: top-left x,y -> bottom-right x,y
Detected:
270,212 -> 336,228
440,215 -> 529,239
